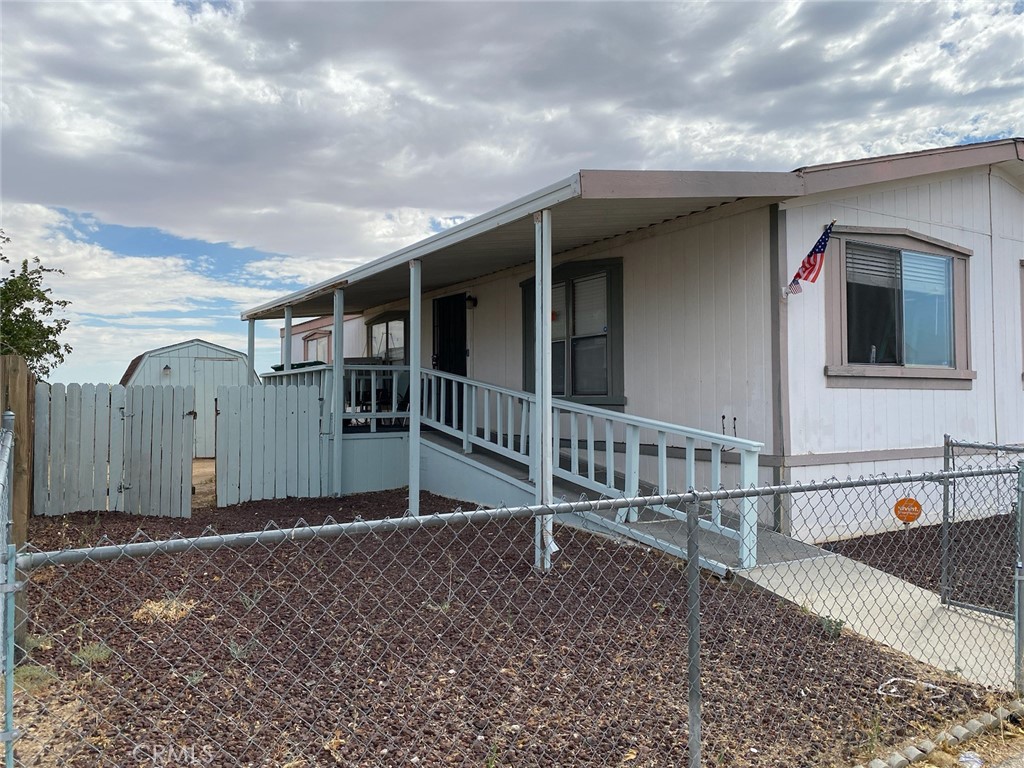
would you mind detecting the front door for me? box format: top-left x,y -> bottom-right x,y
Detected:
432,293 -> 467,427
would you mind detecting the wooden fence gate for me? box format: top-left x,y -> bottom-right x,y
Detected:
34,383 -> 196,517
215,384 -> 325,507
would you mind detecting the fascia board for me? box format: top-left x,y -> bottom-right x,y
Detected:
798,141 -> 1023,196
242,173 -> 582,320
579,169 -> 805,199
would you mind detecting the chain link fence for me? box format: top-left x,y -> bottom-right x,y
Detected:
3,463 -> 1022,767
940,437 -> 1024,617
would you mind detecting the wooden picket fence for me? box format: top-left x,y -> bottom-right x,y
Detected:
34,383 -> 195,517
215,384 -> 325,507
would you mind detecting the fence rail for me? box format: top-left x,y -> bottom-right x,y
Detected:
421,369 -> 535,468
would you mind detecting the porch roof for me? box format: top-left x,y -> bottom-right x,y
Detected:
242,138 -> 1024,321
242,169 -> 801,319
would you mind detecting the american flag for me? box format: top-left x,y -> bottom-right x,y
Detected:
788,221 -> 835,293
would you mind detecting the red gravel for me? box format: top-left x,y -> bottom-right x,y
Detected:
13,492 -> 1002,767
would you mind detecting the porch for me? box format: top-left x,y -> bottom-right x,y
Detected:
256,362 -> 768,570
240,172 -> 797,570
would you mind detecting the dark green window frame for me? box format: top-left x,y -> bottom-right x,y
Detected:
521,259 -> 626,408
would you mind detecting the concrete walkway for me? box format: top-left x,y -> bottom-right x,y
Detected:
738,552 -> 1014,690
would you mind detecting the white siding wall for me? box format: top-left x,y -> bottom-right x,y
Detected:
126,341 -> 252,458
990,170 -> 1024,445
620,207 -> 773,445
784,168 -> 1024,459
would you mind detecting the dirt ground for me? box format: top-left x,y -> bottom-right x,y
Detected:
14,492 -> 1010,767
191,458 -> 216,510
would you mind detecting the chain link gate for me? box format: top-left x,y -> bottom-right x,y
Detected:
940,437 -> 1024,619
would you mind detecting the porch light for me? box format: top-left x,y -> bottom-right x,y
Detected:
162,365 -> 172,375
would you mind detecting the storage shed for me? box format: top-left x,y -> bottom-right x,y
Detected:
120,339 -> 257,458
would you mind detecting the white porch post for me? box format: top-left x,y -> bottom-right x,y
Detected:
408,259 -> 422,517
283,306 -> 293,371
246,319 -> 256,383
332,289 -> 345,496
534,210 -> 554,570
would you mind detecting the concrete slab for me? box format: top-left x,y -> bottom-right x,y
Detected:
738,554 -> 1014,690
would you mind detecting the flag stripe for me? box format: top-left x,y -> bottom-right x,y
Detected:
788,221 -> 835,293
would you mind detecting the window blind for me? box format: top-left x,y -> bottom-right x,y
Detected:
847,243 -> 899,289
573,274 -> 607,336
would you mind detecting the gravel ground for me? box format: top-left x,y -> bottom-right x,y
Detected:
830,514 -> 1015,615
13,492 -> 1006,767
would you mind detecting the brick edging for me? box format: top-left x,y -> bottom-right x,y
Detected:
853,699 -> 1023,768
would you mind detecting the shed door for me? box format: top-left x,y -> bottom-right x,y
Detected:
193,357 -> 236,457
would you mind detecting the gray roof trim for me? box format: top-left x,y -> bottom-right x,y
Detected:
579,169 -> 804,199
243,173 -> 582,320
796,138 -> 1023,195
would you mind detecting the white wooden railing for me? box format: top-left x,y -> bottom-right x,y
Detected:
262,365 -> 763,566
261,364 -> 410,432
420,369 -> 534,470
552,400 -> 763,568
418,370 -> 763,568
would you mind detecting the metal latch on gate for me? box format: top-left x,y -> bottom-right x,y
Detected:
0,580 -> 24,594
0,729 -> 22,744
185,410 -> 198,419
119,483 -> 132,492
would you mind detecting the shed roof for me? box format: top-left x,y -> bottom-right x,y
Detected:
119,338 -> 247,386
243,138 -> 1024,322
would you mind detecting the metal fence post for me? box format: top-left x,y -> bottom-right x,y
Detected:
686,495 -> 702,768
1,411 -> 18,763
1016,460 -> 1024,695
940,434 -> 952,605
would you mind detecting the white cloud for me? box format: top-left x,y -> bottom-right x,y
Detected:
1,0 -> 1021,381
2,203 -> 281,382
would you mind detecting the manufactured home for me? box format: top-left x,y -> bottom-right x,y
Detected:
241,139 -> 1024,562
279,315 -> 367,367
120,339 -> 257,458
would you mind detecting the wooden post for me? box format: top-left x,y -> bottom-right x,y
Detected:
0,356 -> 34,546
0,354 -> 35,659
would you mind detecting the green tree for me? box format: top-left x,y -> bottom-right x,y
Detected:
0,230 -> 73,378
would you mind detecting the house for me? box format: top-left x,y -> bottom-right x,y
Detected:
120,339 -> 257,458
241,138 -> 1024,557
279,315 -> 367,367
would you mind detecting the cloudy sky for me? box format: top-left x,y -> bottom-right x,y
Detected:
3,0 -> 1022,382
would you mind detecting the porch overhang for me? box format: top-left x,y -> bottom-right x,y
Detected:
241,137 -> 1023,321
241,169 -> 801,320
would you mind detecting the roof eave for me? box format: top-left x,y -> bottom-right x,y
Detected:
797,138 -> 1024,195
242,172 -> 583,321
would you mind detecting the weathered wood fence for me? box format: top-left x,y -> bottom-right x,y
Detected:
215,384 -> 325,507
34,383 -> 195,517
